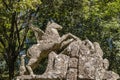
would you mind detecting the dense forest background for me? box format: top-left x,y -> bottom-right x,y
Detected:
0,0 -> 120,80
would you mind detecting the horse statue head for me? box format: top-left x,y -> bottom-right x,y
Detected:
42,21 -> 63,41
46,21 -> 62,31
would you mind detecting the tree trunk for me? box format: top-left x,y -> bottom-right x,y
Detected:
8,58 -> 15,80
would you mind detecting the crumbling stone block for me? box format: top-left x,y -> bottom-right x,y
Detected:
66,68 -> 77,80
69,58 -> 78,68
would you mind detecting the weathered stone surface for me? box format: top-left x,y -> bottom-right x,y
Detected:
103,59 -> 109,69
69,58 -> 78,68
66,68 -> 77,80
67,40 -> 81,57
17,52 -> 69,80
103,71 -> 120,80
74,40 -> 108,80
19,55 -> 26,76
93,42 -> 103,57
42,51 -> 70,79
16,75 -> 60,80
16,22 -> 119,80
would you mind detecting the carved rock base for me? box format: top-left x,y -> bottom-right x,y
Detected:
16,39 -> 119,80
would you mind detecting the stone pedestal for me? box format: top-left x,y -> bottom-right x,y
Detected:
16,39 -> 119,80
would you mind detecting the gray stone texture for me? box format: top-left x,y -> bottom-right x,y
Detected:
16,22 -> 119,80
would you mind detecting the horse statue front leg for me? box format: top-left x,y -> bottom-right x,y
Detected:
60,39 -> 74,49
60,33 -> 79,43
59,33 -> 79,48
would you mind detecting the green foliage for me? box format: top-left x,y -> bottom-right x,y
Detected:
0,0 -> 41,79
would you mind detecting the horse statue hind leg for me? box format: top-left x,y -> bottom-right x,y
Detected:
25,24 -> 45,77
26,44 -> 41,77
26,58 -> 38,77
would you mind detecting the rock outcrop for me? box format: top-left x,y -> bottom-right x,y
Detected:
16,39 -> 119,80
16,22 -> 119,80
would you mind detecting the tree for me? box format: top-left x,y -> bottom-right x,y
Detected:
0,0 -> 41,79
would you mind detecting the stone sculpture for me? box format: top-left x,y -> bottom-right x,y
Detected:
19,55 -> 26,76
25,21 -> 77,76
16,21 -> 119,80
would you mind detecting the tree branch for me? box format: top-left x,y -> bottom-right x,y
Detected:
2,0 -> 11,10
10,12 -> 16,39
2,26 -> 9,40
0,37 -> 5,48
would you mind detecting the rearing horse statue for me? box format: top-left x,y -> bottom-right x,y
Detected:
25,21 -> 78,76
